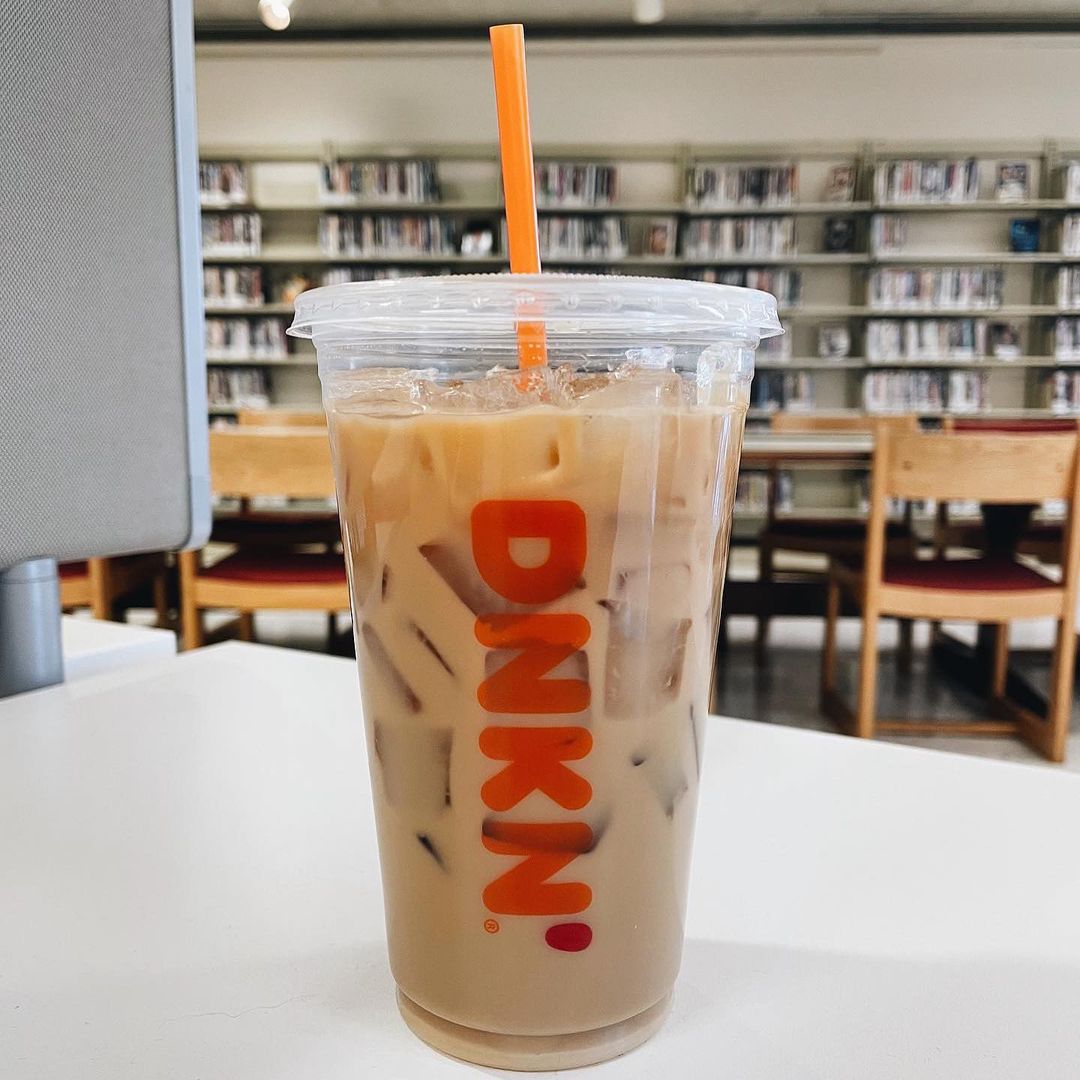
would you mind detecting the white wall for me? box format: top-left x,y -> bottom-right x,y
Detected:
196,34 -> 1080,148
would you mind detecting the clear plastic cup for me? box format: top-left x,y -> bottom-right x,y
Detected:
289,274 -> 781,1070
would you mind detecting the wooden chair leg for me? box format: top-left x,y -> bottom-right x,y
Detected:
820,571 -> 840,706
754,542 -> 774,665
897,618 -> 914,674
854,608 -> 880,740
88,558 -> 112,622
178,550 -> 202,651
152,570 -> 170,629
990,622 -> 1010,699
238,611 -> 255,642
1046,618 -> 1077,763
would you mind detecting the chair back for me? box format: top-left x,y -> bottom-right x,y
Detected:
771,412 -> 919,435
881,431 -> 1079,504
236,408 -> 326,428
209,429 -> 336,499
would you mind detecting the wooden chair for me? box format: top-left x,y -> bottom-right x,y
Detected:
236,408 -> 326,427
179,429 -> 349,650
820,427 -> 1080,762
59,555 -> 170,625
755,413 -> 920,663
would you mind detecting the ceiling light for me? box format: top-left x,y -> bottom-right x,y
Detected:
258,0 -> 292,31
632,0 -> 664,24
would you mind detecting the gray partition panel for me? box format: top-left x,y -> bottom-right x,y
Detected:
0,0 -> 209,571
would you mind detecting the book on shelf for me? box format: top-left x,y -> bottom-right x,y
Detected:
863,369 -> 987,413
1064,162 -> 1080,204
320,158 -> 440,204
202,212 -> 261,256
1057,267 -> 1080,309
1055,317 -> 1080,361
871,214 -> 907,254
750,371 -> 814,412
824,165 -> 857,203
205,317 -> 286,360
685,163 -> 797,208
199,161 -> 250,207
874,158 -> 979,204
1062,214 -> 1080,256
680,217 -> 796,259
319,213 -> 457,257
995,162 -> 1030,202
526,216 -> 628,260
687,267 -> 802,306
868,267 -> 1004,311
1044,370 -> 1080,414
207,367 -> 270,409
818,323 -> 851,359
203,266 -> 263,308
534,162 -> 617,207
866,318 -> 987,361
1009,218 -> 1041,253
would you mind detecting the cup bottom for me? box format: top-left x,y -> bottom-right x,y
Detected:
396,989 -> 672,1072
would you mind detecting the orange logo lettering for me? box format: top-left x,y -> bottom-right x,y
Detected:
482,821 -> 593,916
480,726 -> 593,811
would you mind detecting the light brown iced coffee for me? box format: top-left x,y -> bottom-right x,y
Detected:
293,274 -> 780,1070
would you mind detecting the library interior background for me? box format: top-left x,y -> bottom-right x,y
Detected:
26,1 -> 1080,770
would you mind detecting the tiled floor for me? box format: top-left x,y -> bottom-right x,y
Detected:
716,615 -> 1080,773
243,607 -> 1080,773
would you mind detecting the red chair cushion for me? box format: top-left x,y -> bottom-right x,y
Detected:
884,556 -> 1055,592
203,551 -> 347,585
58,561 -> 88,580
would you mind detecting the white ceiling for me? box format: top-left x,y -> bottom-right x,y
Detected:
194,0 -> 1080,30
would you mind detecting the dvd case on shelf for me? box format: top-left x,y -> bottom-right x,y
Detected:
1064,162 -> 1080,204
533,216 -> 628,260
1062,215 -> 1080,256
874,158 -> 980,204
751,371 -> 814,412
824,165 -> 857,203
868,267 -> 1004,311
757,332 -> 794,363
534,162 -> 617,207
203,266 -> 263,308
1057,267 -> 1080,309
681,217 -> 797,259
320,158 -> 440,204
989,321 -> 1022,358
818,323 -> 852,359
995,162 -> 1030,202
207,367 -> 270,409
202,212 -> 261,257
199,161 -> 250,207
734,471 -> 794,515
871,214 -> 907,254
687,267 -> 802,306
685,163 -> 797,208
864,369 -> 987,413
1055,318 -> 1080,361
1044,370 -> 1080,413
205,317 -> 286,361
866,318 -> 988,361
319,213 -> 457,256
319,267 -> 433,286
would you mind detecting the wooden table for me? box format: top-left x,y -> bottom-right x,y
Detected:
3,642 -> 1080,1079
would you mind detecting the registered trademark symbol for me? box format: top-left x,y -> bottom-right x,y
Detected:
483,918 -> 500,934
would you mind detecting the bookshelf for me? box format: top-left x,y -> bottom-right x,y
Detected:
198,140 -> 1080,514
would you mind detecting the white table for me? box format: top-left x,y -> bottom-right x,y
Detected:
2,643 -> 1080,1079
61,615 -> 176,681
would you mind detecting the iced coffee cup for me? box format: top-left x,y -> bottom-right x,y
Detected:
289,273 -> 780,1070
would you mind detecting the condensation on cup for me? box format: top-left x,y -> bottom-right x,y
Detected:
289,274 -> 782,1071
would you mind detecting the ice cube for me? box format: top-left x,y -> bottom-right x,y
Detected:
362,623 -> 422,713
602,605 -> 693,718
372,720 -> 452,814
420,543 -> 504,615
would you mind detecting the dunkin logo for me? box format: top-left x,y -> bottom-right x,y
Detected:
471,500 -> 594,953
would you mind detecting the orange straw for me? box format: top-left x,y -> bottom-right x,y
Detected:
489,23 -> 548,371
